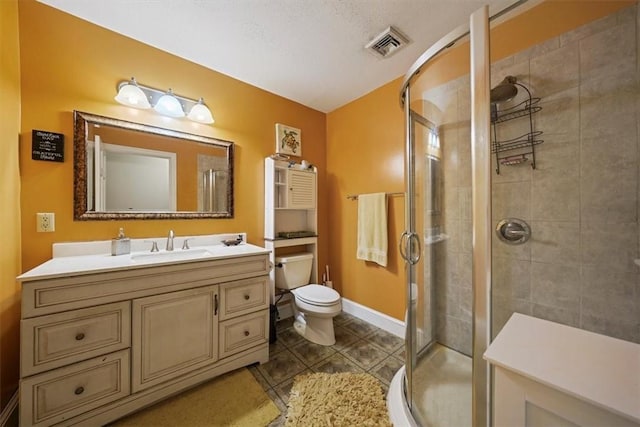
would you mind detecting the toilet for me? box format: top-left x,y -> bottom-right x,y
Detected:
274,252 -> 341,346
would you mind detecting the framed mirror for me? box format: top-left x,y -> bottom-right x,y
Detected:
73,111 -> 234,220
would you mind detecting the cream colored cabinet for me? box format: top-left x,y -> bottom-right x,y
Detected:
132,285 -> 219,393
19,252 -> 270,427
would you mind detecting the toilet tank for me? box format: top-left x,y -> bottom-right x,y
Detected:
274,252 -> 313,290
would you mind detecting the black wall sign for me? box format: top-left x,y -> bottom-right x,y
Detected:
32,130 -> 64,162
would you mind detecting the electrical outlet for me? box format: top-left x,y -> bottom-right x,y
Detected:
36,213 -> 55,232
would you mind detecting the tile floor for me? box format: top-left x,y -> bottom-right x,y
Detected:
248,311 -> 405,426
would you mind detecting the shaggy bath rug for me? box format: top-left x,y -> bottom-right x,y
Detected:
285,372 -> 392,426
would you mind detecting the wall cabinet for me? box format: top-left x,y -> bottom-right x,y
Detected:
265,158 -> 318,239
274,167 -> 316,209
19,253 -> 270,426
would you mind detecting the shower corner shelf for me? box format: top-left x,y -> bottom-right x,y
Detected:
491,92 -> 543,175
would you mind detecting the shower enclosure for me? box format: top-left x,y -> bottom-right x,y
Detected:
201,169 -> 229,212
390,1 -> 640,426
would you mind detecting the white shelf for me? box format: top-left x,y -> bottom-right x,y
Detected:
265,236 -> 317,248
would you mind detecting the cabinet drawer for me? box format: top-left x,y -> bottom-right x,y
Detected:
219,310 -> 269,359
21,301 -> 131,377
219,276 -> 269,320
20,350 -> 130,427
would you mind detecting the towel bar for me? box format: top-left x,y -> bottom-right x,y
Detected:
347,192 -> 404,200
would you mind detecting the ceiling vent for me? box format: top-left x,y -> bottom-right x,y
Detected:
365,26 -> 410,58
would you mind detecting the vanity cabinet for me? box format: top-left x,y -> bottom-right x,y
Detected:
19,252 -> 270,427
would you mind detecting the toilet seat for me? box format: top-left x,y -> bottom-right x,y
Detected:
292,284 -> 340,307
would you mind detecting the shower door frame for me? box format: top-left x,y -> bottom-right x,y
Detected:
399,3 -> 527,426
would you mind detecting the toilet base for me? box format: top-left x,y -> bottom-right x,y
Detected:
293,313 -> 336,346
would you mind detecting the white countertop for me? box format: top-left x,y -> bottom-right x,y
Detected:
484,313 -> 640,424
18,233 -> 270,282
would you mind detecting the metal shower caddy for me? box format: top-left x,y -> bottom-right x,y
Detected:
491,79 -> 543,174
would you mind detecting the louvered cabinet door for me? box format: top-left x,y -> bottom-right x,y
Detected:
287,169 -> 316,209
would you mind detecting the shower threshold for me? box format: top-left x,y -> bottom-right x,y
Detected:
388,344 -> 472,426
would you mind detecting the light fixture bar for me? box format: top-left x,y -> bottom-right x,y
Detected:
115,78 -> 214,124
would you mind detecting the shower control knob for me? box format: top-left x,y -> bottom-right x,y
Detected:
496,218 -> 531,245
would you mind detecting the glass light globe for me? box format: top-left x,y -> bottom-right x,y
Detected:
154,89 -> 185,118
114,78 -> 151,109
187,98 -> 215,124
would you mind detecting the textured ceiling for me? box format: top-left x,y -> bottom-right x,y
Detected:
38,0 -> 516,113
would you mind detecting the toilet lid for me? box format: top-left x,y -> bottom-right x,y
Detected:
293,284 -> 340,306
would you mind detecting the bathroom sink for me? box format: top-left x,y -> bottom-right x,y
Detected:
130,248 -> 212,263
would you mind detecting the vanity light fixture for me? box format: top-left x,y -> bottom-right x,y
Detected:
114,77 -> 151,109
187,98 -> 215,124
154,89 -> 185,118
114,77 -> 215,124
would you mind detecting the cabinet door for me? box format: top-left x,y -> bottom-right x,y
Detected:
131,285 -> 218,392
287,170 -> 316,209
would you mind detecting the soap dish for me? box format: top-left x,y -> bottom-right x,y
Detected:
222,238 -> 242,246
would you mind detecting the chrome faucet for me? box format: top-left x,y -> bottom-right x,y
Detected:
166,230 -> 175,251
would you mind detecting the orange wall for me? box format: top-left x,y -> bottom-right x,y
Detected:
0,0 -> 22,410
18,0 -> 327,275
327,78 -> 406,320
326,0 -> 634,321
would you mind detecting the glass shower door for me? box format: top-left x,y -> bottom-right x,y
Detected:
400,6 -> 491,426
402,36 -> 476,427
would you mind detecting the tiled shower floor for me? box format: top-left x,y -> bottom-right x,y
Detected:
248,311 -> 405,426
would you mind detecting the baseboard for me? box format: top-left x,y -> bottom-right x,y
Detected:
341,298 -> 405,338
0,391 -> 18,427
274,295 -> 406,338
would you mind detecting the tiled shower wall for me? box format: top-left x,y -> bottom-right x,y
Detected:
426,4 -> 640,354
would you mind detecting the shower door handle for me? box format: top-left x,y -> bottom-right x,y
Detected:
399,231 -> 410,262
399,231 -> 421,265
407,233 -> 421,265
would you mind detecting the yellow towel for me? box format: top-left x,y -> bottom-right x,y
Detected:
356,193 -> 388,267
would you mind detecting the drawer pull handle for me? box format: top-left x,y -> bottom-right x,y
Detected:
244,330 -> 250,337
74,386 -> 84,395
244,294 -> 250,300
75,333 -> 85,341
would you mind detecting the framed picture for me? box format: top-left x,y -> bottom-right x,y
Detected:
275,123 -> 301,156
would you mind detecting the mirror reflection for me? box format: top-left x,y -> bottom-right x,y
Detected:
74,111 -> 234,220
